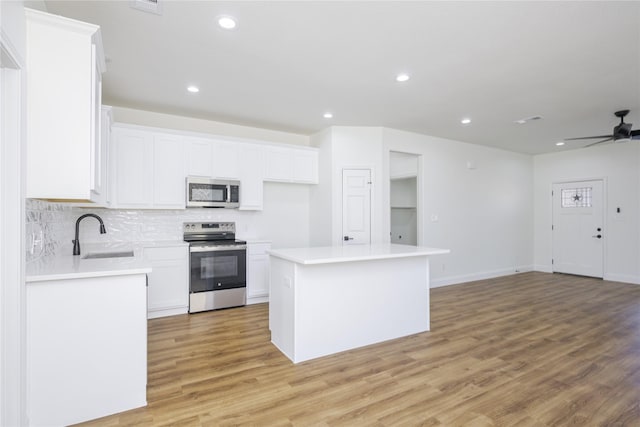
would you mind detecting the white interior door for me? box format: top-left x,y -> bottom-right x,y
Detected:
342,169 -> 371,245
552,180 -> 604,278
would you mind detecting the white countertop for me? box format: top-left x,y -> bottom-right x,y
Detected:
26,242 -> 160,283
268,244 -> 450,265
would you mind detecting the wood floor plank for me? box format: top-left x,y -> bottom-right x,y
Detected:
73,272 -> 640,426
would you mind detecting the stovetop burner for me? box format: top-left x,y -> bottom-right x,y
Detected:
183,222 -> 242,243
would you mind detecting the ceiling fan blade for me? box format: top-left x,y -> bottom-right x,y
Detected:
631,129 -> 640,139
564,135 -> 612,141
585,137 -> 613,147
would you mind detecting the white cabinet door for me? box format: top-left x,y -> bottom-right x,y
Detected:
186,137 -> 213,177
239,144 -> 264,210
153,134 -> 185,209
144,245 -> 189,319
292,149 -> 319,184
25,8 -> 105,202
112,128 -> 154,208
265,146 -> 293,182
247,242 -> 271,303
213,141 -> 240,179
91,106 -> 111,206
27,274 -> 147,426
265,146 -> 319,184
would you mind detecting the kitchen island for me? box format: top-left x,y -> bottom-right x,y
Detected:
268,244 -> 449,363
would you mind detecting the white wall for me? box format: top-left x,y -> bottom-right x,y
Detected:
534,141 -> 640,284
112,106 -> 310,147
382,128 -> 535,286
330,127 -> 385,244
309,127 -> 385,246
309,128 -> 333,246
0,1 -> 28,425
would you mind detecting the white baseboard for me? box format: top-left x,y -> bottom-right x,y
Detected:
247,295 -> 269,305
603,273 -> 640,285
534,266 -> 639,285
534,264 -> 553,273
147,305 -> 188,319
430,265 -> 534,288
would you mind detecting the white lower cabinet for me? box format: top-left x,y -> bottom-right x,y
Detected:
247,241 -> 271,304
26,274 -> 147,426
144,244 -> 189,318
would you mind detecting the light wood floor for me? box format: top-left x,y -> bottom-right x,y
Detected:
76,272 -> 640,426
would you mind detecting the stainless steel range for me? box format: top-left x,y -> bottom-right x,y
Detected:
184,222 -> 247,313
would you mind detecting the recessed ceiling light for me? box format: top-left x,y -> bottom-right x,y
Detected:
555,141 -> 565,146
187,85 -> 199,93
395,74 -> 410,82
323,112 -> 333,119
217,15 -> 237,30
461,118 -> 471,125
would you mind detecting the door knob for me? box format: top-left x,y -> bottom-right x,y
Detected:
343,236 -> 354,241
592,234 -> 602,239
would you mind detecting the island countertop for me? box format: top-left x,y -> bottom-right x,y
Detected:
267,243 -> 449,265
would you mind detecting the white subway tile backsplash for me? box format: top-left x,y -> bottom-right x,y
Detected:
26,183 -> 310,263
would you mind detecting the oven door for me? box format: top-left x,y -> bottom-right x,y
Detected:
189,245 -> 246,293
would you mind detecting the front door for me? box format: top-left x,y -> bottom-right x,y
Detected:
342,169 -> 371,245
552,180 -> 604,278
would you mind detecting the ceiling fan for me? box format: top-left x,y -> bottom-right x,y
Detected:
564,110 -> 640,147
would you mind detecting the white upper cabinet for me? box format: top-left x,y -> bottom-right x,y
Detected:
265,147 -> 293,182
111,128 -> 154,208
110,123 -> 317,210
212,141 -> 240,179
111,126 -> 185,209
92,106 -> 112,206
238,144 -> 264,211
185,137 -> 213,177
25,8 -> 106,202
292,149 -> 319,183
153,134 -> 186,209
264,146 -> 319,184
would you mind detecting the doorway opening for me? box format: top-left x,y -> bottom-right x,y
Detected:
389,152 -> 419,246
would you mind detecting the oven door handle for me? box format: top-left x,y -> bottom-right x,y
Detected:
190,245 -> 247,253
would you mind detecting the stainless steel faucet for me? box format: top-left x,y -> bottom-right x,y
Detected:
72,214 -> 106,256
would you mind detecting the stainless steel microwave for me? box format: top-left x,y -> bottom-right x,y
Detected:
186,177 -> 240,208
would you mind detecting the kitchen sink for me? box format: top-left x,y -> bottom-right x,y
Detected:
82,250 -> 134,259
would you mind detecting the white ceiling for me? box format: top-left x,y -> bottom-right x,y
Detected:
44,1 -> 640,154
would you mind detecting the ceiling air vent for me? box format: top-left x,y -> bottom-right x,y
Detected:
130,0 -> 162,15
514,115 -> 543,124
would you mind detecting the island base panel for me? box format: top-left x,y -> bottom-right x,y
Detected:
270,255 -> 430,363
